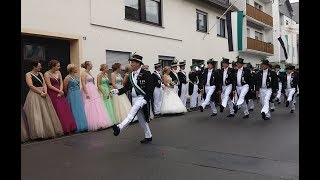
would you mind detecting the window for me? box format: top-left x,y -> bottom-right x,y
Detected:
192,59 -> 205,66
146,0 -> 161,24
106,50 -> 131,70
217,17 -> 226,37
125,0 -> 162,26
254,2 -> 262,11
196,10 -> 207,33
159,55 -> 175,68
24,44 -> 45,60
255,31 -> 263,41
247,28 -> 250,37
286,20 -> 289,25
125,0 -> 140,21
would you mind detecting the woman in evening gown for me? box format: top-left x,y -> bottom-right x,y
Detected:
97,64 -> 117,125
44,60 -> 77,133
110,63 -> 132,124
23,60 -> 64,140
80,61 -> 113,131
160,66 -> 187,114
64,64 -> 88,132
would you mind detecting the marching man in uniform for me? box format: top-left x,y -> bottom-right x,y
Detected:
199,58 -> 220,116
151,63 -> 163,118
188,64 -> 200,111
274,64 -> 284,104
281,64 -> 299,113
111,54 -> 154,144
269,64 -> 283,111
255,60 -> 278,120
233,57 -> 253,119
247,63 -> 257,112
218,58 -> 236,117
197,64 -> 205,107
169,61 -> 179,94
178,61 -> 188,107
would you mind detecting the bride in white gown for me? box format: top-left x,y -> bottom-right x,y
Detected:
160,66 -> 187,114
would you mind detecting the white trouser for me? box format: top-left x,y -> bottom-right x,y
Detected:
285,88 -> 296,110
276,82 -> 282,100
259,88 -> 272,118
190,84 -> 199,108
236,84 -> 249,115
201,85 -> 217,113
248,99 -> 254,110
221,85 -> 234,114
173,85 -> 179,94
117,96 -> 152,138
153,87 -> 163,115
270,102 -> 275,110
179,83 -> 187,107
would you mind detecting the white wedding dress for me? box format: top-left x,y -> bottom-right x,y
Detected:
160,76 -> 187,114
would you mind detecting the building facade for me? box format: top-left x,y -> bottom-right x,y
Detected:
232,0 -> 274,68
21,0 -> 280,103
21,0 -> 240,102
270,0 -> 299,67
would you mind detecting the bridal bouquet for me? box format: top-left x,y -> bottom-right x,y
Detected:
169,81 -> 176,87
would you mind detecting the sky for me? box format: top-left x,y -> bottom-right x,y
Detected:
289,0 -> 299,3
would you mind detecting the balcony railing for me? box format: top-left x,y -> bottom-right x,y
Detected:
246,3 -> 273,27
247,37 -> 273,54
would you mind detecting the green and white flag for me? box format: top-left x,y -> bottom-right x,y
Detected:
226,11 -> 245,51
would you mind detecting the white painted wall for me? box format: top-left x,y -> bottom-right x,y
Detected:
264,29 -> 273,43
280,26 -> 298,65
246,0 -> 254,6
22,0 -> 279,80
270,0 -> 298,65
269,0 -> 281,64
264,1 -> 272,16
22,0 -> 242,79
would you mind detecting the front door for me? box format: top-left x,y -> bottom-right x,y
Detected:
21,35 -> 70,105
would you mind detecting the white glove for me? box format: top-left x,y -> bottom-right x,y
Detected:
111,89 -> 119,94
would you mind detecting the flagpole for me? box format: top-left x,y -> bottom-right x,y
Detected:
203,0 -> 239,40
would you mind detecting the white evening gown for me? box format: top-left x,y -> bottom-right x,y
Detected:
160,76 -> 187,114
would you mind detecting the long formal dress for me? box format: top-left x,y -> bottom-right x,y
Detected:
21,106 -> 29,142
111,73 -> 132,123
66,75 -> 88,132
47,74 -> 77,133
81,75 -> 113,131
100,76 -> 117,125
161,76 -> 187,114
23,73 -> 64,139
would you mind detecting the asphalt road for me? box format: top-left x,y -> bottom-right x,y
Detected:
21,98 -> 299,180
